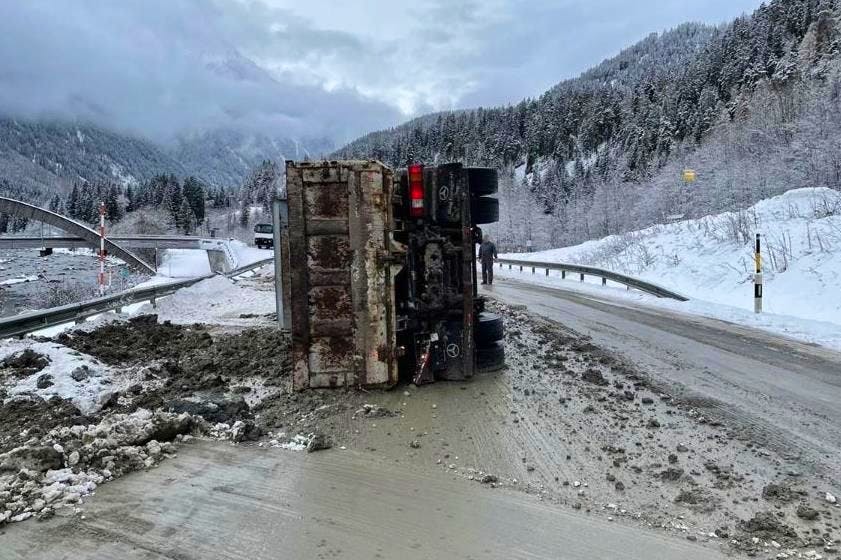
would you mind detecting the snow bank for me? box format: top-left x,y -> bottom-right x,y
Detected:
0,409 -> 194,525
0,276 -> 39,286
499,188 -> 841,349
145,240 -> 267,283
0,341 -> 137,414
158,249 -> 212,278
137,274 -> 274,326
503,188 -> 841,324
229,239 -> 269,268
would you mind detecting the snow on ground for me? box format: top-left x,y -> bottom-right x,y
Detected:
229,240 -> 269,268
145,240 -> 268,283
0,341 -> 138,414
158,249 -> 212,278
135,273 -> 275,326
494,267 -> 841,352
0,275 -> 39,286
499,188 -> 841,350
53,247 -> 125,266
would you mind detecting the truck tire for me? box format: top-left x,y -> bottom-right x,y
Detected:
467,168 -> 498,196
477,341 -> 505,371
472,197 -> 499,225
475,313 -> 504,346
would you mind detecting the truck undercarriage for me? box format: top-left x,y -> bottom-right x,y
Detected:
284,160 -> 503,390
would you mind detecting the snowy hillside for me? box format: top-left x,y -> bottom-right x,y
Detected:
502,188 -> 841,327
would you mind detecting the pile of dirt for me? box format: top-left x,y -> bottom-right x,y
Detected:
0,408 -> 197,525
0,395 -> 94,454
252,390 -> 355,436
762,482 -> 799,503
581,368 -> 608,386
0,314 -> 357,528
674,487 -> 719,513
56,317 -> 291,428
56,315 -> 213,365
738,511 -> 800,546
51,316 -> 354,445
60,317 -> 289,386
1,349 -> 50,377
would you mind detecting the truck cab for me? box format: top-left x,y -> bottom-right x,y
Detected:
254,223 -> 273,249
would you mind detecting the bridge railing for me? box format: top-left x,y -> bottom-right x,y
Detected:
0,257 -> 274,339
495,258 -> 689,302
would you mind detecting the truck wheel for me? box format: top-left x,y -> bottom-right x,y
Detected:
477,341 -> 505,371
475,312 -> 503,346
467,168 -> 498,196
472,197 -> 499,225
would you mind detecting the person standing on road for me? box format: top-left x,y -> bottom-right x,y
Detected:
479,237 -> 498,285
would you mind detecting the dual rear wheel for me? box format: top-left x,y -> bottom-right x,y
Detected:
475,312 -> 505,371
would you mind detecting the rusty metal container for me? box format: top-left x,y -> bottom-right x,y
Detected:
285,161 -> 401,390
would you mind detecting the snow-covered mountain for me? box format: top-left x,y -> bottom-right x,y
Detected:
0,117 -> 331,204
339,0 -> 841,255
0,44 -> 334,203
0,118 -> 186,201
173,129 -> 332,189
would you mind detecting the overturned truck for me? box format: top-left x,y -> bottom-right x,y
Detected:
284,160 -> 504,390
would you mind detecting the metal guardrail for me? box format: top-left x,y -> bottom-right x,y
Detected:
496,258 -> 689,301
0,257 -> 275,339
0,235 -> 238,250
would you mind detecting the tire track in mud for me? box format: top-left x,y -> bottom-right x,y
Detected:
340,300 -> 840,557
492,280 -> 841,485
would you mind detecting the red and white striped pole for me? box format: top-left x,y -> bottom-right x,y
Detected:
98,202 -> 106,296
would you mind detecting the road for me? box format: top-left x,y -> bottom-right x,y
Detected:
488,278 -> 841,482
3,275 -> 839,559
1,440 -> 725,560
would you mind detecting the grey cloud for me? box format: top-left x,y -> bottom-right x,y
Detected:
0,0 -> 401,144
0,0 -> 763,145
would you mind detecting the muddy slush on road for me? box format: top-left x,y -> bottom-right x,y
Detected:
1,297 -> 838,558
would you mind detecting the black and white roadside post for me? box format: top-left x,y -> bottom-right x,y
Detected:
754,233 -> 763,314
272,196 -> 288,329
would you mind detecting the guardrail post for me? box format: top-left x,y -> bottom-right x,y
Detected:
531,266 -> 535,274
580,273 -> 585,282
508,264 -> 512,270
562,270 -> 566,279
272,197 -> 288,329
602,277 -> 607,286
545,268 -> 549,277
754,233 -> 763,314
150,296 -> 157,309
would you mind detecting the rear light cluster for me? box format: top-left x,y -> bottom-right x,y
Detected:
408,163 -> 425,218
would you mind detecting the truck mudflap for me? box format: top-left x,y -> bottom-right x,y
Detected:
286,161 -> 402,390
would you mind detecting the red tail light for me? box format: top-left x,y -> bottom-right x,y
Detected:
408,164 -> 425,218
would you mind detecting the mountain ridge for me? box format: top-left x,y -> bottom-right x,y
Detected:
0,117 -> 330,204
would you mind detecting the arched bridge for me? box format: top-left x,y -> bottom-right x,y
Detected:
0,196 -> 156,274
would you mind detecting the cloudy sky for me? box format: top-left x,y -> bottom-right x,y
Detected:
0,0 -> 763,145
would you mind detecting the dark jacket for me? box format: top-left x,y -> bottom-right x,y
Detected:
479,241 -> 497,263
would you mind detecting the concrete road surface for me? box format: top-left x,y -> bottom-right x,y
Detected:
488,278 -> 841,482
1,440 -> 726,560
